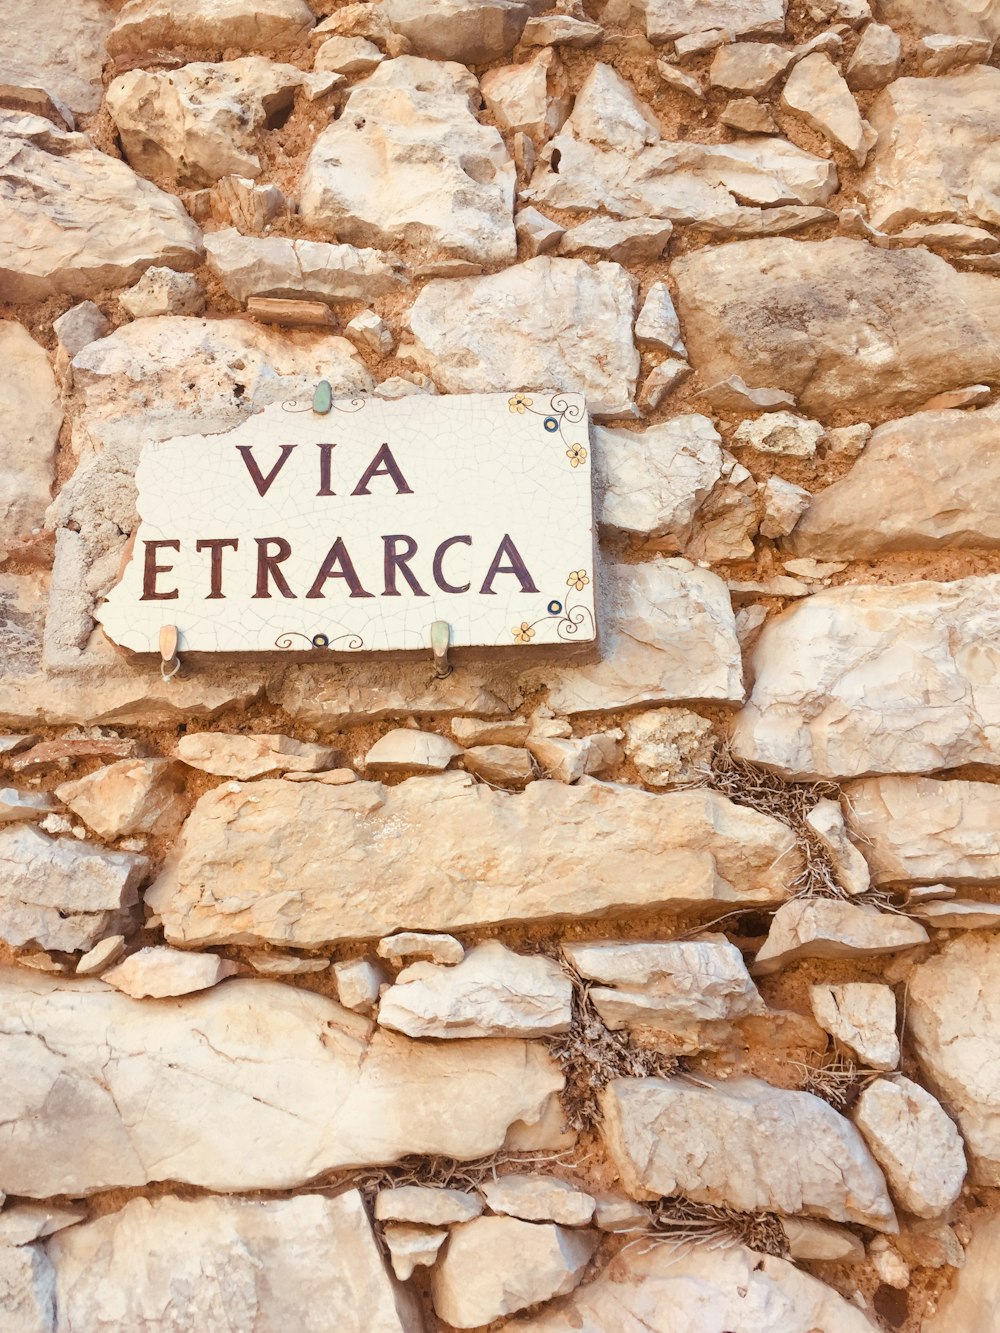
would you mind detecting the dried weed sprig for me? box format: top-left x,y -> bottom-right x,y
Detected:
642,1197 -> 788,1258
548,967 -> 679,1131
790,1050 -> 880,1110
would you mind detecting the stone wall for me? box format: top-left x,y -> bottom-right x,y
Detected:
1,0 -> 999,1328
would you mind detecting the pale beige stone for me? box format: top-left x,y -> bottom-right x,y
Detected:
916,32 -> 993,71
535,559 -> 743,714
634,282 -> 686,354
0,1243 -> 53,1331
383,1223 -> 447,1281
591,1193 -> 649,1231
846,21 -> 901,87
623,708 -> 716,785
781,53 -> 875,166
710,42 -> 795,94
0,788 -> 59,823
781,1217 -> 866,1262
0,968 -> 564,1195
48,1192 -> 419,1333
804,798 -> 870,896
481,49 -> 569,142
924,1212 -> 1000,1332
601,1074 -> 896,1228
521,13 -> 604,45
845,775 -> 1000,885
451,717 -> 531,746
753,900 -> 929,975
0,1203 -> 84,1246
657,61 -> 704,98
513,1239 -> 876,1331
720,97 -> 778,133
107,0 -> 316,59
175,733 -> 337,779
375,1185 -> 483,1226
514,207 -> 564,256
790,410 -> 1000,558
148,774 -> 800,948
208,174 -> 288,232
431,1216 -> 597,1328
637,359 -> 692,412
55,759 -> 185,839
273,661 -> 517,728
405,257 -> 638,419
854,1076 -> 966,1217
558,216 -> 673,264
75,935 -> 126,976
862,70 -> 1000,232
103,946 -> 238,999
300,69 -> 515,265
732,576 -> 1000,779
333,957 -> 389,1011
733,411 -> 825,457
314,35 -> 385,73
462,744 -> 534,785
378,932 -> 465,966
480,1176 -> 595,1226
204,229 -> 405,305
0,826 -> 146,952
810,982 -> 899,1069
0,323 -> 60,540
874,0 -> 1000,43
345,309 -> 393,355
525,733 -> 588,784
381,0 -> 545,63
365,729 -> 462,773
912,900 -> 1000,929
673,238 -> 1000,417
377,941 -> 572,1038
2,0 -> 112,115
644,0 -> 786,42
119,267 -> 204,318
760,477 -> 810,539
247,954 -> 328,975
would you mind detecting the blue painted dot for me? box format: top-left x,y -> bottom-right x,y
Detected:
547,600 -> 563,615
543,417 -> 559,432
312,634 -> 330,648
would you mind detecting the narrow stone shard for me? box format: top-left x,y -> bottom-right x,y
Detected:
375,1185 -> 483,1226
378,932 -> 465,966
107,0 -> 316,59
0,322 -> 61,539
0,788 -> 59,824
600,1074 -> 897,1229
147,774 -> 800,948
853,1076 -> 967,1217
643,0 -> 786,43
205,230 -> 406,304
365,729 -> 462,773
780,53 -> 875,166
175,733 -> 338,779
55,759 -> 185,839
380,0 -> 546,63
48,1192 -> 420,1333
753,900 -> 929,975
804,798 -> 870,895
479,1176 -> 595,1226
102,946 -> 239,999
0,969 -> 563,1195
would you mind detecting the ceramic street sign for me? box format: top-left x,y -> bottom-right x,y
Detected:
98,390 -> 598,658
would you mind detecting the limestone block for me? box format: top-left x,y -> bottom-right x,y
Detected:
634,282 -> 686,354
908,935 -> 1000,1184
248,953 -> 329,975
380,0 -> 546,63
0,826 -> 147,952
753,900 -> 928,975
300,72 -> 516,264
734,412 -> 825,457
602,1074 -> 895,1228
514,207 -> 564,256
0,1243 -> 54,1333
377,941 -> 573,1038
315,36 -> 385,73
673,238 -> 1000,417
592,416 -> 722,542
462,744 -> 534,785
511,1240 -> 877,1331
47,1192 -> 420,1333
710,42 -> 795,95
103,946 -> 239,999
378,932 -> 465,966
479,1176 -> 595,1226
558,216 -> 673,264
119,267 -> 205,318
75,936 -> 126,976
107,0 -> 316,59
521,13 -> 604,45
204,229 -> 406,305
0,323 -> 60,540
534,559 -> 743,714
874,0 -> 1000,43
732,576 -> 1000,778
0,789 -> 59,824
383,1224 -> 446,1281
52,303 -> 109,363
375,1185 -> 483,1225
781,1218 -> 866,1262
622,708 -> 716,785
147,774 -> 800,948
481,49 -> 570,142
366,730 -> 462,773
431,1217 -> 597,1327
174,733 -> 338,779
404,257 -> 638,418
916,32 -> 993,71
810,982 -> 899,1069
333,957 -> 388,1011
760,477 -> 810,539
55,759 -> 185,839
567,62 -> 660,152
0,1204 -> 84,1246
846,22 -> 901,88
854,1076 -> 967,1217
862,70 -> 1000,232
345,309 -> 393,355
644,0 -> 786,42
924,1212 -> 1000,1331
0,112 -> 202,303
781,54 -> 875,166
0,969 -> 564,1195
804,798 -> 870,896
911,900 -> 1000,929
1,0 -> 112,115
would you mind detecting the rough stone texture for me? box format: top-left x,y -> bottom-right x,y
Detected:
0,968 -> 563,1195
0,826 -> 147,952
601,1075 -> 897,1229
405,257 -> 638,418
481,50 -> 570,142
431,1216 -> 597,1328
790,410 -> 1000,557
862,69 -> 1000,232
3,0 -> 111,114
333,957 -> 387,1011
804,798 -> 870,895
732,575 -> 1000,779
205,230 -> 406,305
55,759 -> 185,839
644,0 -> 786,42
377,941 -> 572,1038
300,65 -> 516,265
366,729 -> 462,773
176,733 -> 338,779
0,112 -> 203,302
0,788 -> 59,823
908,935 -> 1000,1184
733,411 -> 824,458
47,1192 -> 420,1333
780,53 -> 875,166
845,21 -> 901,88
533,559 -> 744,714
753,901 -> 929,975
673,238 -> 1000,418
384,1223 -> 447,1281
512,1240 -> 877,1331
924,1211 -> 1000,1332
107,0 -> 316,60
874,0 -> 1000,43
380,0 -> 546,64
120,266 -> 205,318
462,744 -> 534,785
375,1185 -> 483,1226
854,1076 -> 967,1217
103,945 -> 239,998
810,982 -> 899,1069
0,1242 -> 54,1333
623,707 -> 716,785
0,323 -> 61,540
147,774 -> 801,947
846,776 -> 1000,885
480,1176 -> 595,1226
378,932 -> 465,966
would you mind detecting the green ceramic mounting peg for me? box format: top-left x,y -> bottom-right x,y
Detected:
312,380 -> 333,414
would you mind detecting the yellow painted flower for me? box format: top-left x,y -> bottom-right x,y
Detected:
567,569 -> 590,592
566,444 -> 587,467
512,622 -> 535,643
508,393 -> 534,413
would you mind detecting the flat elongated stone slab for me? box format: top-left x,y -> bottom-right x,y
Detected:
0,969 -> 562,1197
732,575 -> 1000,779
147,773 -> 801,948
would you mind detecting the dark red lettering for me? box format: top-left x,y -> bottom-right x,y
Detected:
140,540 -> 180,601
479,535 -> 539,596
315,442 -> 337,496
306,537 -> 375,599
382,534 -> 427,597
237,443 -> 297,497
195,538 -> 238,599
352,443 -> 413,496
432,535 -> 471,594
252,537 -> 296,599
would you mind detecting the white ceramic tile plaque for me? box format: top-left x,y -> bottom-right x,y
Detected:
98,391 -> 597,657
